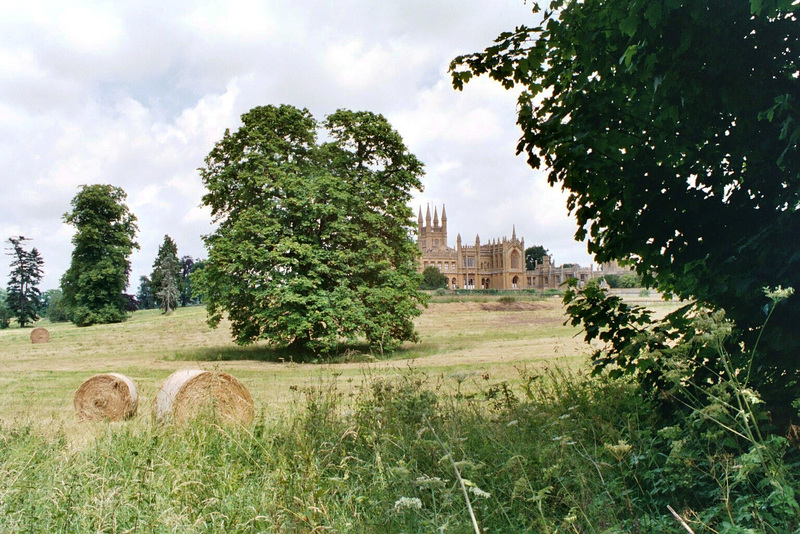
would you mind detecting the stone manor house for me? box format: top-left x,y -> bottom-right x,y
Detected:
417,204 -> 626,291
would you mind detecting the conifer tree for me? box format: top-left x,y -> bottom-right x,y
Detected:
150,235 -> 180,313
5,236 -> 44,327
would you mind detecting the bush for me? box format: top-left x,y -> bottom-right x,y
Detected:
71,305 -> 128,327
420,266 -> 448,290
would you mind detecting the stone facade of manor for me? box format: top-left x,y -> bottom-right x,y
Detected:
416,204 -> 628,290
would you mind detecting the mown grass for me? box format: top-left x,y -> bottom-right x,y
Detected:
0,298 -> 608,429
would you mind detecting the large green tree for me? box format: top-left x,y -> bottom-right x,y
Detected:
524,245 -> 549,271
61,185 -> 139,326
420,266 -> 448,290
452,1 -> 799,399
5,236 -> 44,327
150,235 -> 180,313
196,104 -> 426,355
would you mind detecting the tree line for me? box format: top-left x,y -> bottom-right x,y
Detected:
1,186 -> 206,329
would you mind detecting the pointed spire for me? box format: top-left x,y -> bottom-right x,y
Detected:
418,207 -> 423,227
425,204 -> 432,225
512,225 -> 517,240
433,206 -> 439,228
441,204 -> 447,222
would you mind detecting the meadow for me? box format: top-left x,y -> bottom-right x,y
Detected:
4,294 -> 793,533
0,294 -> 598,433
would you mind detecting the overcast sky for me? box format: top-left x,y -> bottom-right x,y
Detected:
1,0 -> 595,292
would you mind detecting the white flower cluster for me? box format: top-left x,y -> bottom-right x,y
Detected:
394,497 -> 423,512
469,486 -> 491,499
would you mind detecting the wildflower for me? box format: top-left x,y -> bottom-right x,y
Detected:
415,475 -> 446,489
469,486 -> 491,499
394,497 -> 423,512
604,439 -> 633,461
741,388 -> 764,406
764,285 -> 795,302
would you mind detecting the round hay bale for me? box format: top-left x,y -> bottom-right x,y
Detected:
30,327 -> 50,344
153,370 -> 254,425
73,373 -> 139,421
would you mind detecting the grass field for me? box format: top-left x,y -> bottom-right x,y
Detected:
5,295 -> 795,533
0,295 -> 619,436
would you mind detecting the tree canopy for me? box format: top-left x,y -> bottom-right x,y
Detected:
451,1 -> 799,388
61,184 -> 139,326
195,105 -> 426,355
0,288 -> 11,329
420,266 -> 448,290
136,276 -> 155,310
5,236 -> 44,327
179,256 -> 195,306
525,245 -> 549,270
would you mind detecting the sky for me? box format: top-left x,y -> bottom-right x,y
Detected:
0,0 -> 595,292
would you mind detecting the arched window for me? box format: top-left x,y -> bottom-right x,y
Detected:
510,250 -> 520,270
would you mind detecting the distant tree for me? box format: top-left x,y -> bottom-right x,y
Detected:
525,245 -> 549,270
179,255 -> 194,306
150,235 -> 180,313
136,276 -> 155,310
155,254 -> 180,314
617,273 -> 640,288
61,184 -> 139,326
150,235 -> 181,312
195,104 -> 426,355
599,274 -> 641,289
5,236 -> 44,327
41,289 -> 70,322
188,260 -> 206,304
122,293 -> 139,312
0,288 -> 11,329
420,266 -> 448,290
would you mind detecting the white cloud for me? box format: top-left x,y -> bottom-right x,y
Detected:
0,0 -> 597,292
57,6 -> 124,55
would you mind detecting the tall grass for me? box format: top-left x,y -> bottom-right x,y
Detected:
4,364 -> 793,533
